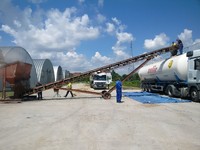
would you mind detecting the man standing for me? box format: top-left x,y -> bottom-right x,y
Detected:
116,80 -> 122,103
36,82 -> 42,100
176,38 -> 183,55
64,82 -> 74,98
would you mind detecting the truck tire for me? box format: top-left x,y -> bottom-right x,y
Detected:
166,85 -> 173,97
143,84 -> 148,92
147,85 -> 152,92
141,84 -> 146,91
90,82 -> 93,88
190,87 -> 199,102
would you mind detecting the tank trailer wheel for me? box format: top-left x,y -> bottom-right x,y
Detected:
102,91 -> 111,99
166,85 -> 173,97
142,84 -> 147,92
190,87 -> 199,102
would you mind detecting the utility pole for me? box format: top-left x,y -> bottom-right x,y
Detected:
128,40 -> 134,73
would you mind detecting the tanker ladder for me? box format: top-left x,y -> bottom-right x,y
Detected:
24,45 -> 179,99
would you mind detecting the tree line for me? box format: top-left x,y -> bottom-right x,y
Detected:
73,70 -> 141,87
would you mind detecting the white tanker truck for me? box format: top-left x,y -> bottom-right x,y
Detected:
138,49 -> 200,102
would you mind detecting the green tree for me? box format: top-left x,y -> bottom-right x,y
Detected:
120,73 -> 140,81
121,74 -> 127,80
129,73 -> 140,81
111,70 -> 121,81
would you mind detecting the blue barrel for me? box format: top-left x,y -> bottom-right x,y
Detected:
116,80 -> 122,103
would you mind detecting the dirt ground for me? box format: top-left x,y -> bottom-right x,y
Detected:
0,83 -> 200,150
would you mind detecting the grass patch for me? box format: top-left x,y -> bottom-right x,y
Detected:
111,80 -> 141,88
0,91 -> 14,98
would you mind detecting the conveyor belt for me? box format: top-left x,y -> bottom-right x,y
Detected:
24,45 -> 178,96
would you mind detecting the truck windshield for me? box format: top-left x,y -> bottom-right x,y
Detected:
94,75 -> 106,80
195,59 -> 200,70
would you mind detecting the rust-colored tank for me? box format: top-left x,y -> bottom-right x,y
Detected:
0,61 -> 32,98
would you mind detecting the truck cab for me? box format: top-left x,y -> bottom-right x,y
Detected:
187,50 -> 200,101
90,72 -> 112,89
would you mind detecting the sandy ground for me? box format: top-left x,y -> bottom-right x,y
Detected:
0,83 -> 200,150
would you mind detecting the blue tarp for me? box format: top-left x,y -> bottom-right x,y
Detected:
123,92 -> 191,104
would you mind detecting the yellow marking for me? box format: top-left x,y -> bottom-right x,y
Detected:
168,60 -> 173,68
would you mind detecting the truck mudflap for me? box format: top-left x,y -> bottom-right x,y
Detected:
180,87 -> 188,98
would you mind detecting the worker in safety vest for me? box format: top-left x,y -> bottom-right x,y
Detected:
170,42 -> 178,57
64,82 -> 74,97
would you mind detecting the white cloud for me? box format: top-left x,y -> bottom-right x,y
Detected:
91,52 -> 111,65
106,22 -> 115,34
112,17 -> 121,25
1,7 -> 100,53
105,18 -> 135,60
1,25 -> 16,35
112,45 -> 129,58
0,0 -> 22,26
0,1 -> 137,73
177,29 -> 200,47
178,29 -> 193,46
176,29 -> 200,52
0,1 -> 102,72
194,39 -> 200,44
144,33 -> 169,50
116,32 -> 134,45
13,20 -> 21,28
96,14 -> 106,24
62,51 -> 92,72
35,50 -> 92,72
112,32 -> 134,59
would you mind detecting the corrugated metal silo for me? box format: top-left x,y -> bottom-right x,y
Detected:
33,59 -> 55,84
64,70 -> 71,78
53,66 -> 63,81
0,46 -> 37,88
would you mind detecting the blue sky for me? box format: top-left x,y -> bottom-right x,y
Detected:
0,0 -> 200,73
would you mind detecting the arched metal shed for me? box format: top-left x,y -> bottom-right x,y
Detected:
53,66 -> 63,81
0,46 -> 37,88
33,59 -> 55,84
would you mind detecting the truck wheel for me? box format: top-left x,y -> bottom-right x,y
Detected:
143,84 -> 147,92
147,85 -> 151,92
190,87 -> 199,102
166,85 -> 173,97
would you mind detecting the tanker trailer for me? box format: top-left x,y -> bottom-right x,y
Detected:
138,49 -> 200,102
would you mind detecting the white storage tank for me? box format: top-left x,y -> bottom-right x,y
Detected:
138,54 -> 188,82
53,66 -> 63,81
33,59 -> 55,84
0,46 -> 37,88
